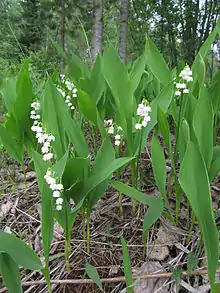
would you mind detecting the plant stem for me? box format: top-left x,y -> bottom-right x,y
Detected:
186,211 -> 195,245
65,236 -> 71,272
116,146 -> 123,216
131,159 -> 137,216
22,163 -> 28,202
142,230 -> 148,258
90,122 -> 97,154
64,200 -> 71,271
87,212 -> 91,255
82,209 -> 86,250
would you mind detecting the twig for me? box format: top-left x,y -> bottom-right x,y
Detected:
0,268 -> 219,292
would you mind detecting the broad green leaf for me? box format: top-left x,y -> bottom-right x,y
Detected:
86,139 -> 115,212
87,180 -> 109,214
112,181 -> 163,231
157,106 -> 171,153
129,53 -> 146,93
209,80 -> 220,116
0,232 -> 42,270
121,237 -> 133,293
141,83 -> 173,152
0,125 -> 23,164
178,119 -> 190,163
192,20 -> 220,72
91,138 -> 115,175
102,46 -> 133,136
144,37 -> 172,85
0,77 -> 16,113
151,136 -> 166,197
212,283 -> 220,293
193,87 -> 213,170
32,151 -> 54,268
13,60 -> 33,134
90,54 -> 106,104
53,146 -> 69,178
42,81 -> 66,159
62,156 -> 89,202
85,157 -> 133,197
77,90 -> 97,123
209,146 -> 220,182
193,52 -> 205,90
179,141 -> 219,285
86,263 -> 103,291
0,253 -> 22,293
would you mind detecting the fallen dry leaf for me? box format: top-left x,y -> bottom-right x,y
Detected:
134,261 -> 169,293
0,201 -> 13,218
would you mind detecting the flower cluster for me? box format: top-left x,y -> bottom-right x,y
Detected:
30,102 -> 55,161
135,100 -> 151,130
30,103 -> 64,211
44,169 -> 64,211
57,74 -> 78,110
175,65 -> 193,96
104,119 -> 123,146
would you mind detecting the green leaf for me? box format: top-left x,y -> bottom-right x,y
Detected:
178,119 -> 190,163
77,90 -> 97,123
86,263 -> 103,291
151,136 -> 166,197
13,60 -> 33,134
90,54 -> 106,104
212,283 -> 220,293
87,139 -> 115,212
0,253 -> 22,293
179,141 -> 219,285
192,20 -> 220,72
0,232 -> 42,270
91,138 -> 115,175
112,182 -> 163,231
53,146 -> 69,178
102,46 -> 133,136
32,151 -> 54,268
144,37 -> 172,85
42,80 -> 66,159
209,146 -> 220,182
193,87 -> 213,170
121,237 -> 133,293
85,157 -> 133,197
0,77 -> 17,113
141,83 -> 173,151
157,106 -> 171,153
129,54 -> 146,93
0,125 -> 23,164
194,53 -> 206,89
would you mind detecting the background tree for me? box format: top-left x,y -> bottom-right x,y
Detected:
91,0 -> 103,62
118,0 -> 129,62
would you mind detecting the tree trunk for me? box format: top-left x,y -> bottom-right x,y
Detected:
91,0 -> 103,63
119,0 -> 129,62
60,0 -> 65,74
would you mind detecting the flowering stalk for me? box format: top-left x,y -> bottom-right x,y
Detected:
104,119 -> 124,214
173,65 -> 193,223
132,100 -> 151,215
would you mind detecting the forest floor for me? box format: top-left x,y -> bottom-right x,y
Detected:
0,133 -> 220,293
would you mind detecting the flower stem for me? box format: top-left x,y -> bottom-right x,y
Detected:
82,209 -> 86,250
87,212 -> 91,255
64,200 -> 71,271
186,210 -> 195,245
131,159 -> 137,216
90,122 -> 97,154
116,146 -> 123,216
64,236 -> 71,272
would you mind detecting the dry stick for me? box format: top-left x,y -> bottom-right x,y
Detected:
0,268 -> 219,292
